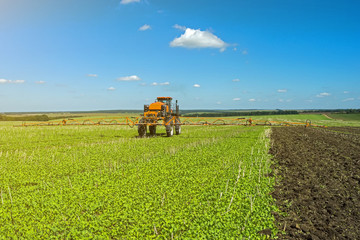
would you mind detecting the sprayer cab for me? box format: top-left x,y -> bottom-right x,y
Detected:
143,97 -> 179,118
139,97 -> 181,137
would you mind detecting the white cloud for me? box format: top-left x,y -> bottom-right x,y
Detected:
151,82 -> 170,86
343,91 -> 349,94
117,75 -> 141,81
139,24 -> 151,31
277,89 -> 287,93
87,74 -> 98,77
316,92 -> 331,98
193,84 -> 201,88
342,98 -> 355,102
216,101 -> 222,104
0,79 -> 25,84
173,24 -> 186,31
170,27 -> 228,52
232,78 -> 240,82
151,82 -> 169,86
35,81 -> 46,84
233,98 -> 241,101
107,87 -> 116,91
248,98 -> 256,102
120,0 -> 140,4
242,50 -> 248,55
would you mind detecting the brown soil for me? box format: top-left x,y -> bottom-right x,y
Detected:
270,126 -> 360,240
326,126 -> 360,135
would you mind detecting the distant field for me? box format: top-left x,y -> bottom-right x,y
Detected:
47,113 -> 360,127
328,113 -> 360,121
244,114 -> 360,127
249,114 -> 329,121
8,112 -> 360,127
46,112 -> 141,119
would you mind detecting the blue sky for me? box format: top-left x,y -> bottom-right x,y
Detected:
0,0 -> 359,111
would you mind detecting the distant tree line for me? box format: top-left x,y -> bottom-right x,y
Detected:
0,114 -> 50,121
302,109 -> 360,114
343,109 -> 360,114
184,110 -> 299,117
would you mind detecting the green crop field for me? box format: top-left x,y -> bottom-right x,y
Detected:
327,113 -> 360,121
0,122 -> 277,239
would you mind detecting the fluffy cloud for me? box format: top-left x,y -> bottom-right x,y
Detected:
170,26 -> 228,52
232,79 -> 240,82
193,84 -> 201,88
242,50 -> 248,55
277,89 -> 287,93
0,79 -> 25,84
248,98 -> 256,102
316,92 -> 331,98
117,75 -> 141,81
233,98 -> 241,101
139,24 -> 151,31
151,82 -> 170,86
342,98 -> 355,102
35,81 -> 46,84
107,87 -> 116,91
120,0 -> 140,4
87,74 -> 98,77
343,91 -> 349,94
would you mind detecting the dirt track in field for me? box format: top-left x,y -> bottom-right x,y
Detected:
270,127 -> 360,240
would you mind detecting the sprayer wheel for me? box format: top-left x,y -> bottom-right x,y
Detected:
149,125 -> 156,136
138,119 -> 147,137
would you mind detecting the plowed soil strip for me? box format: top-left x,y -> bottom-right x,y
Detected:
270,127 -> 360,240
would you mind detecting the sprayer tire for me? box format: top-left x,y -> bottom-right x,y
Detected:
175,118 -> 181,135
138,119 -> 147,137
166,125 -> 173,137
149,125 -> 156,136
